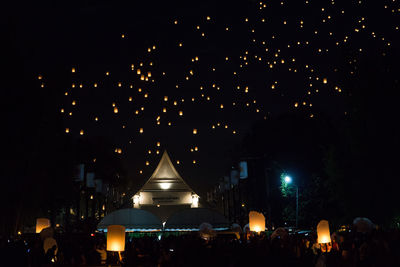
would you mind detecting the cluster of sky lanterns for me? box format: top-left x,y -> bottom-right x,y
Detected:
53,0 -> 396,173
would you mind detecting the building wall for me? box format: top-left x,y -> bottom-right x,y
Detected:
139,191 -> 193,206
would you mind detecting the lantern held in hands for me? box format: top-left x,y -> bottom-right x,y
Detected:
249,211 -> 265,233
317,220 -> 331,244
107,225 -> 126,252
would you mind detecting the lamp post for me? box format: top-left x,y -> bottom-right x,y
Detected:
283,175 -> 299,229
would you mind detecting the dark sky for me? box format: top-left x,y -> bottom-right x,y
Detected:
4,0 -> 399,195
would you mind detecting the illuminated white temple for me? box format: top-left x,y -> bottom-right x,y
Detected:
132,151 -> 199,219
97,151 -> 230,232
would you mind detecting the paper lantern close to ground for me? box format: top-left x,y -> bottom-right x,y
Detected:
36,218 -> 51,233
107,225 -> 126,252
317,220 -> 331,244
249,211 -> 265,233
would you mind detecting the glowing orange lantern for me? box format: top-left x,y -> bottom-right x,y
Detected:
36,218 -> 51,233
249,211 -> 265,233
107,225 -> 126,252
317,220 -> 331,244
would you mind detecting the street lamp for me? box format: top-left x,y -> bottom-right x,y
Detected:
283,175 -> 299,229
284,176 -> 292,184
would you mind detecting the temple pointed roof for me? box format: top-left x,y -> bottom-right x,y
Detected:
138,150 -> 195,193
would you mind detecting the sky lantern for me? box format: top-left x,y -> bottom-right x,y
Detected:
317,220 -> 331,244
65,128 -> 69,133
80,129 -> 84,135
191,194 -> 199,208
139,128 -> 143,133
45,0 -> 386,179
249,211 -> 265,233
106,225 -> 126,252
36,218 -> 51,233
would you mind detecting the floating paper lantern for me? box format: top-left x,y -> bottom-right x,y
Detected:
249,211 -> 265,233
317,220 -> 331,244
107,225 -> 125,252
193,129 -> 197,134
191,194 -> 199,208
36,218 -> 51,233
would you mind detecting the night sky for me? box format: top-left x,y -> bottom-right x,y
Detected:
4,0 -> 399,196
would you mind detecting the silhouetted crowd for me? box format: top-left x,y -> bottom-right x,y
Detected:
1,228 -> 400,267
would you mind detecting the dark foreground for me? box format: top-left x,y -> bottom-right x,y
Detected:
1,229 -> 400,267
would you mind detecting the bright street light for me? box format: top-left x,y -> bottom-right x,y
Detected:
282,174 -> 298,229
284,175 -> 292,184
